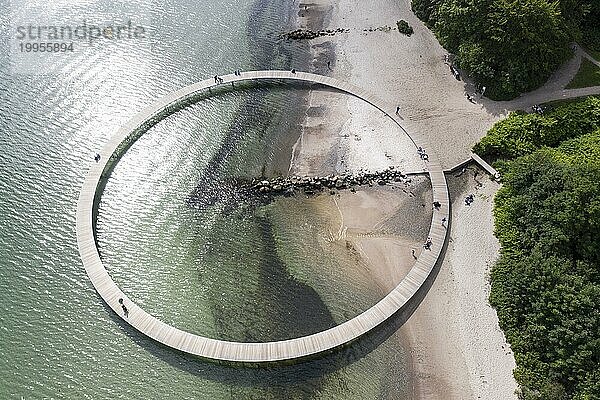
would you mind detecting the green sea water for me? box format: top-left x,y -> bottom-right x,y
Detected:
0,0 -> 412,398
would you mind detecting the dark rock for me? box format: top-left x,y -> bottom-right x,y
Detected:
229,166 -> 406,205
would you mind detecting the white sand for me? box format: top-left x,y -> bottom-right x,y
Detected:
402,177 -> 518,399
290,0 -> 519,398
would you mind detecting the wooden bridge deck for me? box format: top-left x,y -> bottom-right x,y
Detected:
76,70 -> 450,363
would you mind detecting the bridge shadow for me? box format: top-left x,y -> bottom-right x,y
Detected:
96,210 -> 450,387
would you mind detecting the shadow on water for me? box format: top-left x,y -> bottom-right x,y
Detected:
206,214 -> 338,342
91,81 -> 341,244
96,209 -> 450,387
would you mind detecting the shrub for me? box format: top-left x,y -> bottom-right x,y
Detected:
477,100 -> 600,399
397,20 -> 414,36
473,96 -> 600,160
491,141 -> 600,399
411,0 -> 442,25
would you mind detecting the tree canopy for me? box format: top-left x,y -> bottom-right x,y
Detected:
412,0 -> 600,99
473,97 -> 600,159
474,99 -> 600,399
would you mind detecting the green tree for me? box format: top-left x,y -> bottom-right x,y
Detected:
473,97 -> 600,160
473,98 -> 600,399
413,0 -> 575,99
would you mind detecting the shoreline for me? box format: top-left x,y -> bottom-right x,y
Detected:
245,0 -> 314,177
286,0 -> 518,398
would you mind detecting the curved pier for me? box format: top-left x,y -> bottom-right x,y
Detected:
76,70 -> 450,363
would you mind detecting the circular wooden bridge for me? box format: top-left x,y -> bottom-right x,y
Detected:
76,70 -> 450,363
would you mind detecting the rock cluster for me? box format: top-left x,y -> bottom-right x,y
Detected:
244,166 -> 410,200
280,28 -> 349,40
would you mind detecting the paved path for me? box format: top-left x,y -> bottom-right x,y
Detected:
491,43 -> 600,113
581,46 -> 600,68
76,70 -> 450,363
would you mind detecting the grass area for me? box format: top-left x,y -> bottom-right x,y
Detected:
566,58 -> 600,89
542,96 -> 591,110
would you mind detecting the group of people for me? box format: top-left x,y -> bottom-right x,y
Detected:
466,85 -> 487,103
205,68 -> 323,86
417,146 -> 429,161
423,237 -> 433,250
465,193 -> 475,206
475,83 -> 487,96
444,54 -> 492,101
532,104 -> 545,114
444,54 -> 491,101
118,298 -> 129,317
450,64 -> 460,81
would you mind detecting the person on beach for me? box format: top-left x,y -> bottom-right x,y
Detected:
218,77 -> 223,84
412,249 -> 417,259
214,75 -> 218,83
433,201 -> 441,209
94,153 -> 101,162
450,65 -> 460,80
291,69 -> 296,74
442,217 -> 447,227
327,61 -> 331,70
396,106 -> 400,115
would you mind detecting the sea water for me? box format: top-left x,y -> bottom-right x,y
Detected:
0,0 -> 411,398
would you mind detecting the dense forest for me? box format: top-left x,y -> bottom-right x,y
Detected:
474,97 -> 600,399
474,97 -> 600,159
411,0 -> 600,99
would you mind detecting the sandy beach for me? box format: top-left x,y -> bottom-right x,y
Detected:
288,0 -> 519,398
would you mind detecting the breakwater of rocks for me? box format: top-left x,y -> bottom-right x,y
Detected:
280,28 -> 349,40
188,167 -> 411,210
245,166 -> 409,197
280,24 -> 407,41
